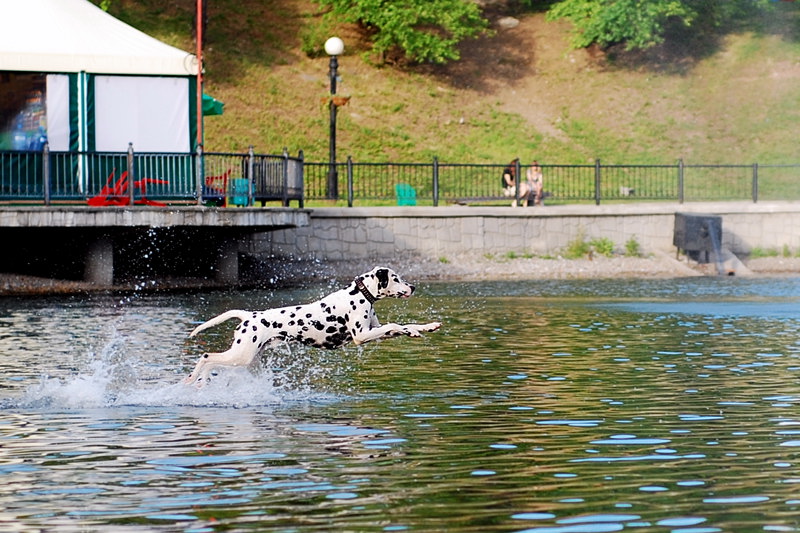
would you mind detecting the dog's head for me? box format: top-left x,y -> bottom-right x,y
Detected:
358,267 -> 415,300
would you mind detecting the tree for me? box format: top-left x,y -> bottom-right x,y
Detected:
315,0 -> 489,64
547,0 -> 773,51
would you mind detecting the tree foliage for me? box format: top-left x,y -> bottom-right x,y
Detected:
315,0 -> 488,64
547,0 -> 773,50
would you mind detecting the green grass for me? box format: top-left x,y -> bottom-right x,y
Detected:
96,0 -> 800,169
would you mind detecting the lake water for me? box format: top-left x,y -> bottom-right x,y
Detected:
1,276 -> 799,532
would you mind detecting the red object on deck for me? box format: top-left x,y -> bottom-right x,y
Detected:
88,170 -> 169,207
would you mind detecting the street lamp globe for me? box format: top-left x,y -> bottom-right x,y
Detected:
324,36 -> 344,57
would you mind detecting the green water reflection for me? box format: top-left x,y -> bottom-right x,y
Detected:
0,277 -> 799,531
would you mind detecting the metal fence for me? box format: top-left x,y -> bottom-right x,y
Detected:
305,158 -> 800,206
2,148 -> 798,206
0,145 -> 304,207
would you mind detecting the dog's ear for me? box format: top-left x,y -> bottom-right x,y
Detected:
375,268 -> 389,289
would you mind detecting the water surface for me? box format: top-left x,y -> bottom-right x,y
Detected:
1,276 -> 799,531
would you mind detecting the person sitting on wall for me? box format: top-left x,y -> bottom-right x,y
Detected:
526,160 -> 544,206
501,159 -> 518,192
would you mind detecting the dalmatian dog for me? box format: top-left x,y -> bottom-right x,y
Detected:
184,266 -> 441,386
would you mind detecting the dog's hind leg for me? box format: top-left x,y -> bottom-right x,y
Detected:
184,345 -> 261,386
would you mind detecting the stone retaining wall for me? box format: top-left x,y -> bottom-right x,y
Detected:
254,202 -> 800,261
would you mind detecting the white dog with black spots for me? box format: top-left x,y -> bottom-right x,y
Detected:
184,267 -> 441,386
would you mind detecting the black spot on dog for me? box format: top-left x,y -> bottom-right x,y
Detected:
376,268 -> 389,289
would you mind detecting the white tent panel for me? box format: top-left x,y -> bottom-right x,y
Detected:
45,75 -> 70,151
0,0 -> 197,76
94,76 -> 190,153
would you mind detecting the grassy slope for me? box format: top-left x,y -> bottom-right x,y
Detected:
101,0 -> 800,164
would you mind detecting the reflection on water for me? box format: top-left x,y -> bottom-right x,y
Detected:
1,277 -> 799,531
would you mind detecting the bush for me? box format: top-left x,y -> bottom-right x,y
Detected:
624,237 -> 642,257
564,235 -> 591,259
590,237 -> 615,257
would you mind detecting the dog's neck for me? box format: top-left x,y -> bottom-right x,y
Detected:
354,276 -> 377,304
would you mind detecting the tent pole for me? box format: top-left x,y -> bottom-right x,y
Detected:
196,0 -> 203,150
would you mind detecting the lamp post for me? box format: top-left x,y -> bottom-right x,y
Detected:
325,37 -> 344,200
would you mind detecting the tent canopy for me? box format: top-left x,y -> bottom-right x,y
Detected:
0,0 -> 198,75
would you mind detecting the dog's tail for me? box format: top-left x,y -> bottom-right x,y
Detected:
189,310 -> 251,337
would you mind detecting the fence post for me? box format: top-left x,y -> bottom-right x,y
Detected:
282,147 -> 289,207
594,159 -> 601,205
42,142 -> 51,206
514,158 -> 522,205
298,149 -> 305,208
432,156 -> 439,207
752,163 -> 759,203
195,144 -> 204,206
247,145 -> 255,207
678,158 -> 684,204
127,143 -> 135,206
347,156 -> 354,207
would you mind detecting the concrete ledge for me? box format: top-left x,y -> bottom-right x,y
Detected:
0,206 -> 310,229
308,201 -> 800,218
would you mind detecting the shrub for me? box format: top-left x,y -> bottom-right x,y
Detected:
590,237 -> 615,257
564,235 -> 591,259
625,237 -> 642,257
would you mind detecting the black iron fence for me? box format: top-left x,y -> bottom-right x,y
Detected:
0,145 -> 304,207
305,158 -> 800,206
1,147 -> 798,206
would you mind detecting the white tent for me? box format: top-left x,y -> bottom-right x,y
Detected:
0,0 -> 199,153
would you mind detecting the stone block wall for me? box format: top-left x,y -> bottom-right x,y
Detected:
251,203 -> 800,261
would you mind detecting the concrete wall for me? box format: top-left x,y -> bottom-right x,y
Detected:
254,202 -> 800,261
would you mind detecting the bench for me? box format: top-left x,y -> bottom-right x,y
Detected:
449,196 -> 509,206
449,191 -> 550,206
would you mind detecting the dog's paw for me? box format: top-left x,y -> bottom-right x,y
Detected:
401,326 -> 422,337
403,322 -> 441,337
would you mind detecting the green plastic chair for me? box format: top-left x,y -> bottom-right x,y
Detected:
230,178 -> 250,207
395,183 -> 417,206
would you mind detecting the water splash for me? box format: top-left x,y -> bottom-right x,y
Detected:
13,326 -> 341,410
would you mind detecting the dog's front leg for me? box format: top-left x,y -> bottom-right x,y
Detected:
352,321 -> 441,345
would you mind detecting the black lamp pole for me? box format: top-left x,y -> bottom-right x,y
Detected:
324,37 -> 344,200
327,53 -> 339,200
